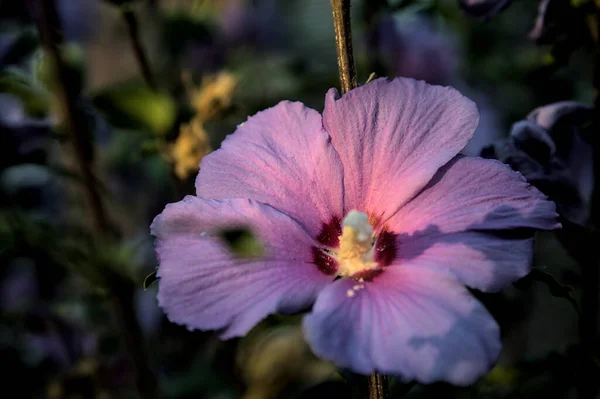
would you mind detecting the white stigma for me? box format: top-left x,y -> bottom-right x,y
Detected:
343,211 -> 373,242
334,210 -> 377,277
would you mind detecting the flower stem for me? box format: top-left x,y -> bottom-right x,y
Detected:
330,0 -> 358,94
122,5 -> 158,91
368,373 -> 388,399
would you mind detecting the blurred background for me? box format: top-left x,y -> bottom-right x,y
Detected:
0,0 -> 596,398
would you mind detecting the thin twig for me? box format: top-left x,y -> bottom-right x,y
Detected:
122,6 -> 157,90
330,0 -> 358,94
35,2 -> 158,398
36,0 -> 111,236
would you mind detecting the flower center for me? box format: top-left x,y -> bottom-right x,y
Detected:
333,211 -> 378,277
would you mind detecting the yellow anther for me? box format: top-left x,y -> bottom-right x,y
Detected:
334,211 -> 378,277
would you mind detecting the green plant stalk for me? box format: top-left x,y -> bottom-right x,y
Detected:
122,5 -> 158,90
37,0 -> 111,236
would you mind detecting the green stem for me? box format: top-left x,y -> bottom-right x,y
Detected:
36,0 -> 111,236
122,6 -> 158,91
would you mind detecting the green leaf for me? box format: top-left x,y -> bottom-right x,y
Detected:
365,72 -> 378,84
0,68 -> 51,117
218,227 -> 265,258
0,26 -> 40,65
143,267 -> 159,290
92,82 -> 176,136
514,268 -> 579,314
33,44 -> 86,95
161,13 -> 212,58
140,139 -> 161,157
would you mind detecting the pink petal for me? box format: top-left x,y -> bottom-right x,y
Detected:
195,101 -> 344,237
389,156 -> 559,233
152,196 -> 332,339
323,77 -> 479,219
387,156 -> 559,291
302,267 -> 500,385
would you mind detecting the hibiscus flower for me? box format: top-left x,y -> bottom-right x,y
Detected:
151,77 -> 559,385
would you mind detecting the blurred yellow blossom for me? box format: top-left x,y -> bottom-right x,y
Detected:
167,117 -> 212,180
191,71 -> 238,122
162,70 -> 237,180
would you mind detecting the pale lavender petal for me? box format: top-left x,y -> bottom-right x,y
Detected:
303,267 -> 500,385
387,156 -> 559,291
389,156 -> 559,233
397,231 -> 535,291
323,77 -> 479,220
526,101 -> 593,132
152,196 -> 332,339
195,101 -> 344,237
